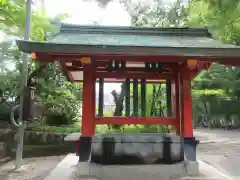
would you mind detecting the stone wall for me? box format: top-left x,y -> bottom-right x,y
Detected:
0,130 -> 69,144
0,130 -> 75,157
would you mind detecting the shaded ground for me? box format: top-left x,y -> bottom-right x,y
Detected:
0,156 -> 64,180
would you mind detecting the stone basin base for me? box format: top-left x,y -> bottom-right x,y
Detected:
77,162 -> 196,180
44,154 -> 200,180
65,133 -> 183,164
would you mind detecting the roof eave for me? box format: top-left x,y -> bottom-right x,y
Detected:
16,40 -> 240,59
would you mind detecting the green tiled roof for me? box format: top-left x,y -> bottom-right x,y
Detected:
16,23 -> 240,58
51,33 -> 234,48
50,24 -> 235,48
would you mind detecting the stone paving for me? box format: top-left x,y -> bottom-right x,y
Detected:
195,128 -> 240,179
45,154 -> 203,180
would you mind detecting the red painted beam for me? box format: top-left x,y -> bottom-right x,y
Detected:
66,66 -> 176,73
34,53 -> 55,63
51,54 -> 186,62
65,62 -> 178,70
100,79 -> 166,83
49,53 -> 240,63
36,52 -> 240,67
95,117 -> 177,125
218,61 -> 240,67
66,66 -> 104,71
74,79 -> 166,83
96,71 -> 176,80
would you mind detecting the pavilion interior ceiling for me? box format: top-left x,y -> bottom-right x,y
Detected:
58,58 -> 210,82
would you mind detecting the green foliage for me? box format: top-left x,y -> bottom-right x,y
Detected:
145,84 -> 166,117
38,82 -> 81,126
0,0 -> 80,125
27,122 -> 81,133
122,0 -> 186,27
28,123 -> 170,133
188,0 -> 240,127
0,101 -> 12,122
0,0 -> 68,39
187,0 -> 240,44
45,108 -> 76,126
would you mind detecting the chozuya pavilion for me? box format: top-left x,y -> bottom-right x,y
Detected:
16,23 -> 240,177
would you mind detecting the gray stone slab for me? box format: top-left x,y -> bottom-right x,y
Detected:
90,162 -> 188,180
44,154 -> 97,180
64,133 -> 180,143
65,133 -> 182,163
64,133 -> 81,142
44,154 -> 79,180
45,154 -> 233,180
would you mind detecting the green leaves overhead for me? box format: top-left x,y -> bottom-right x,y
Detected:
187,0 -> 240,126
0,0 -> 79,124
123,0 -> 187,27
187,0 -> 240,44
0,0 -> 68,40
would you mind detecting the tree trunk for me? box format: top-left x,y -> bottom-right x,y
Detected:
111,83 -> 125,129
150,85 -> 157,116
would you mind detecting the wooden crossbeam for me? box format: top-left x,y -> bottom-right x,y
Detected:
95,72 -> 176,80
94,117 -> 177,125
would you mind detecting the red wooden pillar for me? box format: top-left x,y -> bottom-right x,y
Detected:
82,64 -> 96,136
179,63 -> 198,161
180,64 -> 193,137
78,63 -> 96,162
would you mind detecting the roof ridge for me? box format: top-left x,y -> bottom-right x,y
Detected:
59,23 -> 212,37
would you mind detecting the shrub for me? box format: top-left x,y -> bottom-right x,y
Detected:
28,124 -> 81,133
40,87 -> 81,126
45,107 -> 77,126
0,101 -> 15,122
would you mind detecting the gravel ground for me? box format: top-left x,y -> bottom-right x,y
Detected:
0,156 -> 64,180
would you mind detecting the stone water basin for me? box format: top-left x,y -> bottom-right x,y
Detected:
65,133 -> 183,164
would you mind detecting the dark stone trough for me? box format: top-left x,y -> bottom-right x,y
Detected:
64,133 -> 183,165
